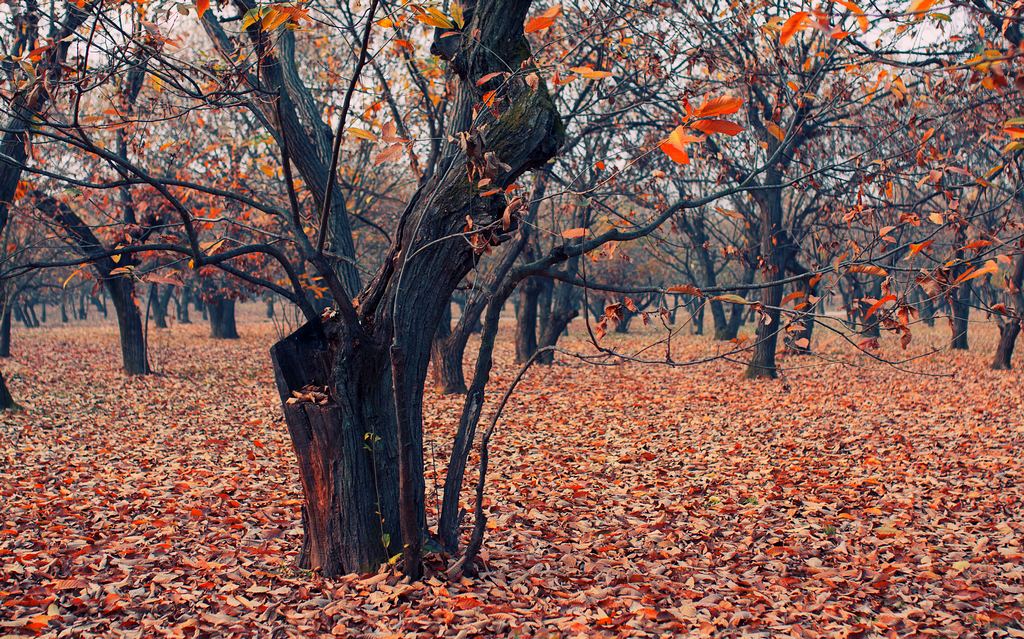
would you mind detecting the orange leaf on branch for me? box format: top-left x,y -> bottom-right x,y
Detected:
525,5 -> 562,33
659,125 -> 702,164
690,119 -> 743,136
780,11 -> 813,45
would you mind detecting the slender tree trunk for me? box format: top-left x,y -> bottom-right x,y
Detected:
920,291 -> 935,327
514,279 -> 540,363
692,303 -> 705,335
745,187 -> 785,379
786,259 -> 816,355
430,303 -> 469,394
0,371 -> 14,411
537,275 -> 579,364
0,2 -> 92,412
992,321 -> 1020,370
950,283 -> 970,350
23,302 -> 38,328
176,287 -> 192,324
536,276 -> 553,342
992,255 -> 1024,370
209,297 -> 240,339
150,283 -> 171,329
859,278 -> 882,338
0,306 -> 11,357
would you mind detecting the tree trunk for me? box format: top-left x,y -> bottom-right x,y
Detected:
269,0 -> 562,576
209,297 -> 240,339
950,283 -> 970,350
514,279 -> 540,363
859,278 -> 882,338
785,259 -> 816,355
150,283 -> 171,329
0,371 -> 14,411
537,277 -> 579,365
992,321 -> 1020,370
536,276 -> 553,342
745,187 -> 785,379
270,322 -> 399,574
614,310 -> 634,333
108,279 -> 150,375
992,254 -> 1024,370
430,303 -> 469,394
176,287 -> 192,324
920,291 -> 935,327
23,302 -> 38,328
0,305 -> 11,357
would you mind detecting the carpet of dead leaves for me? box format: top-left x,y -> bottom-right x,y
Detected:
1,309 -> 1023,638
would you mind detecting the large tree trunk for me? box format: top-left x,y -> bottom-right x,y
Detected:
429,172 -> 546,394
270,322 -> 398,574
209,297 -> 240,339
108,279 -> 150,375
271,0 -> 562,575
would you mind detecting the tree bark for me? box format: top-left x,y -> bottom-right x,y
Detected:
35,194 -> 150,374
785,257 -> 816,354
0,304 -> 11,357
270,323 -> 395,574
514,279 -> 540,363
176,287 -> 192,324
537,274 -> 579,364
209,297 -> 240,339
745,187 -> 785,379
150,283 -> 172,329
993,321 -> 1020,370
201,7 -> 362,296
0,371 -> 14,411
950,282 -> 970,350
430,302 -> 469,394
992,254 -> 1024,370
108,279 -> 150,375
271,0 -> 563,575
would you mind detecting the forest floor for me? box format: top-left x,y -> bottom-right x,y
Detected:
1,312 -> 1023,638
